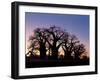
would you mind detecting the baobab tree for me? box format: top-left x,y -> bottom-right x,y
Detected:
73,44 -> 86,61
45,26 -> 65,60
26,26 -> 87,63
62,34 -> 80,60
26,39 -> 37,57
28,28 -> 47,59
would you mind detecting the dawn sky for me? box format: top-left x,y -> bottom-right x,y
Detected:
25,12 -> 89,55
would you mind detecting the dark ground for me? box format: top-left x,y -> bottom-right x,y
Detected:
25,57 -> 89,68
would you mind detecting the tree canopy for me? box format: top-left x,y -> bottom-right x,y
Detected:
26,26 -> 88,62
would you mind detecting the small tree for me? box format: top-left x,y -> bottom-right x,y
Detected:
73,44 -> 86,61
62,34 -> 79,60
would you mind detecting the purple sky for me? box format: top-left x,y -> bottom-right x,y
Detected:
25,12 -> 89,55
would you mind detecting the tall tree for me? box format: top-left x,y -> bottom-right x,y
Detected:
28,28 -> 47,59
45,26 -> 65,59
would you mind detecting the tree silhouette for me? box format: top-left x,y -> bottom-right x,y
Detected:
26,25 -> 89,67
26,35 -> 38,57
28,28 -> 47,59
73,44 -> 86,61
45,26 -> 65,60
62,34 -> 80,60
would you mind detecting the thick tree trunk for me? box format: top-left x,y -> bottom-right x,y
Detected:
51,48 -> 58,60
40,43 -> 46,59
64,51 -> 72,61
74,53 -> 80,61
